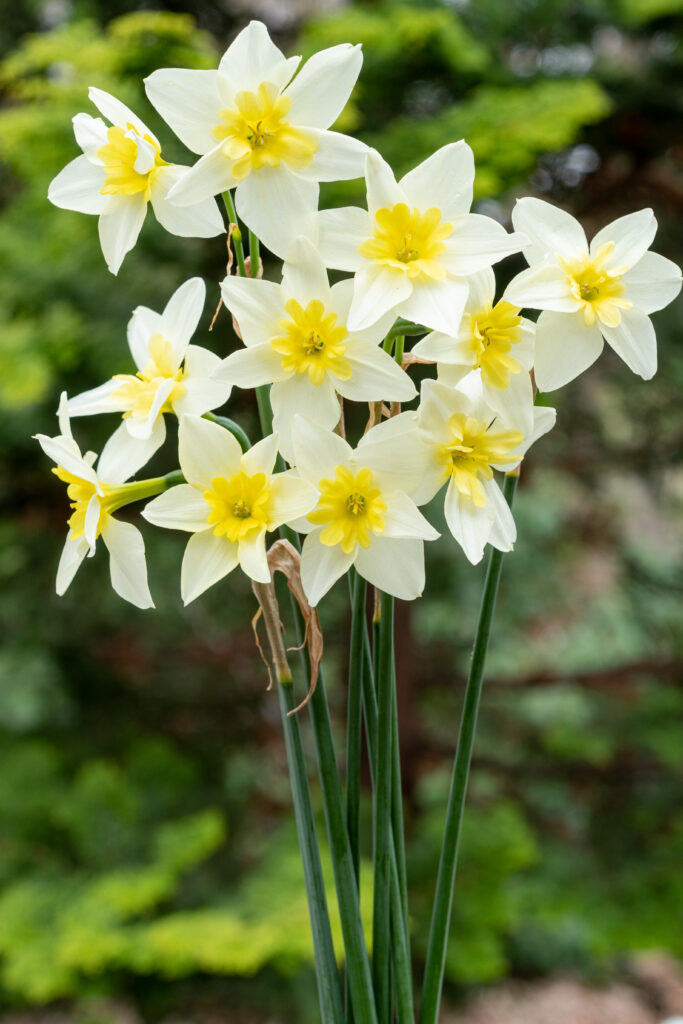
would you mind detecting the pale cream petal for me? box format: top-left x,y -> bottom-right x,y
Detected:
124,378 -> 175,440
72,112 -> 107,162
443,477 -> 494,565
235,166 -> 318,260
300,530 -> 355,606
317,206 -> 370,272
150,166 -> 225,238
512,196 -> 588,264
464,267 -> 496,313
98,194 -> 147,275
504,262 -> 578,313
179,414 -> 242,488
272,378 -> 341,463
534,309 -> 603,392
296,129 -> 368,182
365,149 -> 405,215
174,347 -> 232,416
56,535 -> 89,595
161,277 -> 206,361
591,208 -> 657,272
35,434 -> 99,487
399,141 -> 474,219
285,43 -> 363,128
142,485 -> 210,532
338,341 -> 416,401
48,155 -> 107,215
354,536 -> 426,600
484,368 -> 535,437
291,416 -> 352,483
97,417 -> 165,484
237,530 -> 270,583
441,216 -> 525,275
601,307 -> 657,380
267,472 -> 318,529
328,279 -> 396,342
181,529 -> 239,604
397,276 -> 469,336
166,144 -> 238,206
282,236 -> 332,306
127,306 -> 164,371
220,277 -> 284,348
355,413 -> 439,503
68,380 -> 120,417
218,21 -> 299,92
88,87 -> 152,136
101,516 -> 154,609
347,264 -> 412,332
216,344 -> 290,388
144,68 -> 224,154
382,491 -> 439,540
622,251 -> 682,314
484,478 -> 517,553
241,433 -> 279,477
412,331 -> 471,365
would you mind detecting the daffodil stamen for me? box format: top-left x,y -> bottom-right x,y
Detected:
212,82 -> 318,181
308,465 -> 387,553
358,203 -> 453,280
270,298 -> 352,386
558,242 -> 632,328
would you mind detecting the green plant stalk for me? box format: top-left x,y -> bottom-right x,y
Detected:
249,230 -> 260,276
278,680 -> 346,1024
390,658 -> 410,949
203,412 -> 252,453
418,470 -> 520,1024
222,190 -> 247,278
344,568 -> 365,1023
371,591 -> 395,1024
393,334 -> 405,368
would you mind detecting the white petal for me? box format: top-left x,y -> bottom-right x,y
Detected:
601,307 -> 657,379
179,414 -> 243,488
162,277 -> 206,360
181,529 -> 239,604
485,368 -> 535,437
443,477 -> 494,565
300,530 -> 355,606
128,306 -> 164,371
282,236 -> 332,306
35,434 -> 98,487
442,215 -> 525,275
56,535 -> 89,595
97,418 -> 165,483
297,129 -> 367,182
144,69 -> 224,155
84,494 -> 102,550
218,21 -> 298,92
291,415 -> 353,482
237,530 -> 270,583
142,484 -> 210,532
125,378 -> 175,440
72,113 -> 107,161
622,251 -> 682,314
338,341 -> 416,401
355,413 -> 439,502
382,491 -> 439,540
465,267 -> 496,313
235,166 -> 318,260
98,194 -> 147,275
534,310 -> 604,392
365,149 -> 405,215
508,405 -> 557,463
399,141 -> 474,219
220,277 -> 284,347
68,379 -> 120,417
241,433 -> 280,477
217,343 -> 289,388
167,144 -> 238,206
591,208 -> 657,271
317,206 -> 369,272
285,43 -> 362,128
150,166 -> 225,238
174,346 -> 232,416
512,196 -> 588,264
412,331 -> 470,365
88,87 -> 152,137
397,276 -> 469,335
328,279 -> 396,342
347,264 -> 412,332
485,478 -> 517,552
132,132 -> 157,175
48,155 -> 106,215
101,516 -> 154,609
504,262 -> 578,313
268,472 -> 318,528
354,536 -> 426,600
272,379 -> 341,464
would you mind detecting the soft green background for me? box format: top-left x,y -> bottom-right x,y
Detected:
0,0 -> 682,1020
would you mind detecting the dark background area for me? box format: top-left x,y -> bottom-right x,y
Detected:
0,0 -> 682,1020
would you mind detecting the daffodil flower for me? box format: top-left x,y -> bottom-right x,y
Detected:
48,87 -> 224,274
144,20 -> 367,258
289,416 -> 439,606
316,145 -> 525,335
35,395 -> 156,608
68,278 -> 231,479
214,237 -> 415,460
142,415 -> 318,604
411,267 -> 536,434
505,198 -> 682,391
379,376 -> 556,564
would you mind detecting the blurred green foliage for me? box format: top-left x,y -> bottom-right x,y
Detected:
1,0 -> 683,1019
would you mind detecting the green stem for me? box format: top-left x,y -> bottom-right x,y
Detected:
387,319 -> 427,340
372,591 -> 394,1024
222,190 -> 247,278
418,470 -> 520,1024
203,412 -> 252,453
344,567 -> 365,1024
108,469 -> 184,513
249,230 -> 260,277
390,659 -> 410,948
255,385 -> 274,437
278,681 -> 345,1024
393,335 -> 405,367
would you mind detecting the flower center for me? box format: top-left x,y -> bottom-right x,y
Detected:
436,414 -> 523,508
358,203 -> 453,280
203,471 -> 271,542
466,301 -> 524,390
97,123 -> 166,200
212,82 -> 318,182
270,298 -> 352,386
558,242 -> 632,328
308,465 -> 387,554
52,468 -> 122,539
111,335 -> 186,421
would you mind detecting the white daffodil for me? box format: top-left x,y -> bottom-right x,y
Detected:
505,198 -> 682,391
142,415 -> 317,604
290,416 -> 439,606
68,278 -> 231,479
35,395 -> 155,608
364,376 -> 555,565
144,20 -> 366,259
411,267 -> 536,434
48,87 -> 224,274
214,237 -> 415,460
316,145 -> 525,335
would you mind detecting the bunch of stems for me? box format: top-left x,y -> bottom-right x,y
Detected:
237,214 -> 519,1024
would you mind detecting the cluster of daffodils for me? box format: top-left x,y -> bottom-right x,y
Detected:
41,21 -> 681,611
